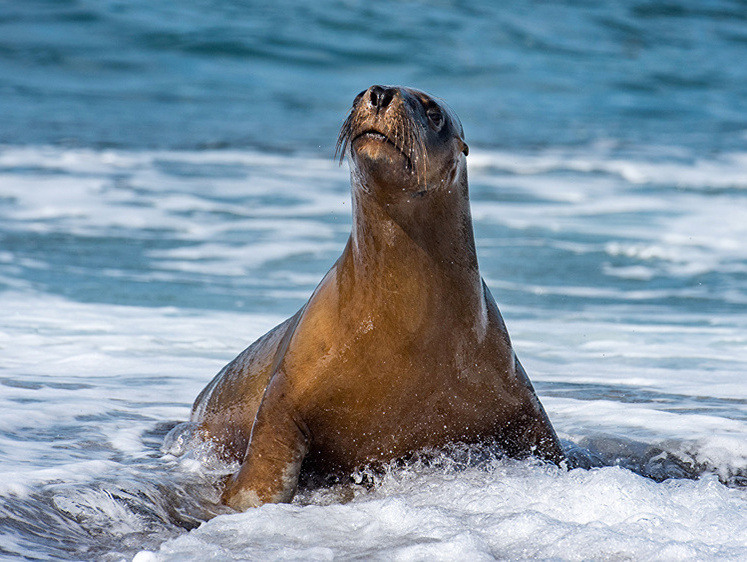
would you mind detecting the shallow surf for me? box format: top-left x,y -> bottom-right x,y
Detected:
1,145 -> 746,560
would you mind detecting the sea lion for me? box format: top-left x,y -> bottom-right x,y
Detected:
190,85 -> 565,511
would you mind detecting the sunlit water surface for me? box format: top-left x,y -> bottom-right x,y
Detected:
2,0 -> 747,559
1,145 -> 746,560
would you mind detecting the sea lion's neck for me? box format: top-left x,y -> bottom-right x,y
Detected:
341,179 -> 483,309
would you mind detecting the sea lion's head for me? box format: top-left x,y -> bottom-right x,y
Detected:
337,85 -> 469,199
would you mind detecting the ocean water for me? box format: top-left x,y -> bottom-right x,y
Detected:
1,1 -> 747,560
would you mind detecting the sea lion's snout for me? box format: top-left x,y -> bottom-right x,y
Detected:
367,85 -> 396,113
337,85 -> 427,186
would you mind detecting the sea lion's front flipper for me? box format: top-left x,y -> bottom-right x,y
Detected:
221,375 -> 310,511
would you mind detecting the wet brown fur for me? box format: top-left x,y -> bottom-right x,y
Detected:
191,86 -> 564,511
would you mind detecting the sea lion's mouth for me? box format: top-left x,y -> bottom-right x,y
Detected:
353,129 -> 394,152
354,130 -> 391,144
351,129 -> 412,168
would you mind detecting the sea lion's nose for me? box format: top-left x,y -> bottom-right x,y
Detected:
368,85 -> 396,111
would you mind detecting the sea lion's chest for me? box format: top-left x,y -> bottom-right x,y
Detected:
279,296 -> 518,472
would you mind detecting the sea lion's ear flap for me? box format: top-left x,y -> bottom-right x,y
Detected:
460,140 -> 469,157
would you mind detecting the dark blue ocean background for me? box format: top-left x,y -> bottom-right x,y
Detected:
2,0 -> 746,153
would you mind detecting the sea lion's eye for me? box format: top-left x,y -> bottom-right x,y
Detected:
427,106 -> 444,130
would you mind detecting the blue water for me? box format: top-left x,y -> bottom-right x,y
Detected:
2,0 -> 747,153
1,1 -> 747,560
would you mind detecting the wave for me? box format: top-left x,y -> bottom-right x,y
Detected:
2,142 -> 746,559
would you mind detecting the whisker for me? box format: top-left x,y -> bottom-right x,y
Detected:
335,110 -> 355,164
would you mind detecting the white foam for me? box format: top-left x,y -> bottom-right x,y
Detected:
139,460 -> 747,561
469,147 -> 747,190
469,147 -> 747,292
0,460 -> 120,497
0,291 -> 283,480
147,239 -> 341,274
0,146 -> 350,240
